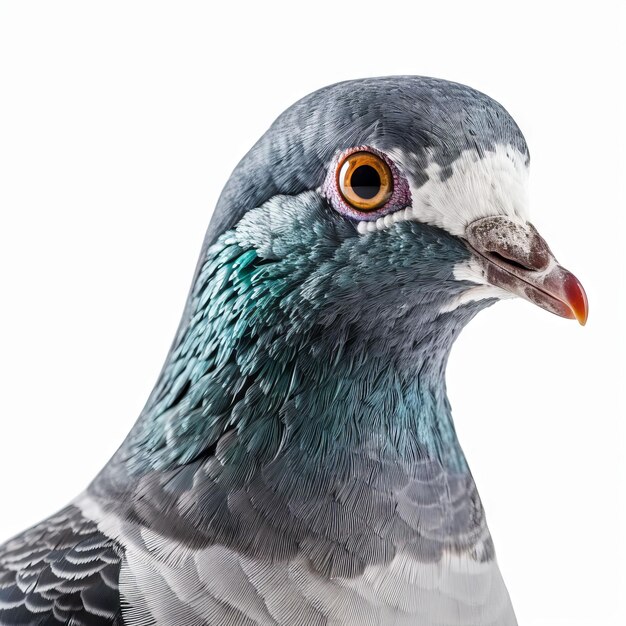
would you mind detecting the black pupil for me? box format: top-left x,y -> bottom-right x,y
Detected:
350,164 -> 381,199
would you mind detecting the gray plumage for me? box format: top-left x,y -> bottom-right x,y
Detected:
1,75 -> 585,625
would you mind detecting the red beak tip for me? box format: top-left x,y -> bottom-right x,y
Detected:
563,274 -> 589,326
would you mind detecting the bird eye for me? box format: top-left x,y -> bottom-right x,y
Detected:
323,146 -> 411,222
337,151 -> 393,211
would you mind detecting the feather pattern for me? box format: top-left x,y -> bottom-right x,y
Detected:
0,76 -> 537,624
0,505 -> 123,625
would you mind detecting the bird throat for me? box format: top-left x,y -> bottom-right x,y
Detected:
122,232 -> 475,478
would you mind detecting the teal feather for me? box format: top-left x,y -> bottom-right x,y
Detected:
121,192 -> 491,476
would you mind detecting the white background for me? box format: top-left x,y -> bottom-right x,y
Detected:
0,2 -> 624,624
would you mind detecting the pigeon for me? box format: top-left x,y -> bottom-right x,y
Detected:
0,76 -> 588,626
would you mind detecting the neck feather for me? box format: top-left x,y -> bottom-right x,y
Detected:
122,233 -> 479,476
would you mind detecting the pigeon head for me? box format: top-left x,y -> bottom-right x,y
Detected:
121,76 -> 587,475
207,75 -> 587,330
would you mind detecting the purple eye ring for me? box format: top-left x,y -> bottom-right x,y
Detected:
322,146 -> 411,221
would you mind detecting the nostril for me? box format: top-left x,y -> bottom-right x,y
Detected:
488,250 -> 537,272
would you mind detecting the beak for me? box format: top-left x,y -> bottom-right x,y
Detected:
465,216 -> 588,325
